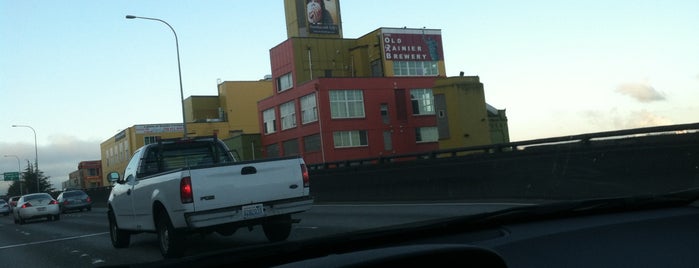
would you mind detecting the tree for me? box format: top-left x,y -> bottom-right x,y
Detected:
5,161 -> 54,196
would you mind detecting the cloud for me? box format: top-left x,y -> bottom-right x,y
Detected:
583,109 -> 673,131
615,83 -> 666,103
614,110 -> 673,129
0,135 -> 101,194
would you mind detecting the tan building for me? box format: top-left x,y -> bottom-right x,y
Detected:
487,104 -> 510,144
65,160 -> 102,190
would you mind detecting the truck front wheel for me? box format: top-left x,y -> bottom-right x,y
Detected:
262,214 -> 292,242
156,210 -> 186,258
108,210 -> 130,248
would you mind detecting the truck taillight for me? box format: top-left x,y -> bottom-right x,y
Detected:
180,176 -> 193,204
301,164 -> 309,188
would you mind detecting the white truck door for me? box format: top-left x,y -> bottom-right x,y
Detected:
110,149 -> 143,229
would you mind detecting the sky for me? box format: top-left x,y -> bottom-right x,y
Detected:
1,1 -> 698,193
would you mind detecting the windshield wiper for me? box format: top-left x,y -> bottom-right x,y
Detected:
471,187 -> 699,225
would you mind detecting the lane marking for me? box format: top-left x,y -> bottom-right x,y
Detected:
0,232 -> 109,250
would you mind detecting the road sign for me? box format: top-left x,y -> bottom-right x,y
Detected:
3,172 -> 19,181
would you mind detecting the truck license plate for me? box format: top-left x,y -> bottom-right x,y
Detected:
242,204 -> 264,219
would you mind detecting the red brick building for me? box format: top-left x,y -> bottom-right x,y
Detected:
258,76 -> 440,164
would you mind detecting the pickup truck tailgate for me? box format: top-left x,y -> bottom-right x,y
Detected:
189,157 -> 307,212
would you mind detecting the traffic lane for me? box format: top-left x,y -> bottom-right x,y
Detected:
298,202 -> 528,233
104,202 -> 529,264
0,208 -> 109,245
0,203 -> 527,266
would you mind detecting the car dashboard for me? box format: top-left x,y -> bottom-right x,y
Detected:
136,202 -> 699,268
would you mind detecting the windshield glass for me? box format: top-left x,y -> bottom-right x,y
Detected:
1,1 -> 697,266
62,191 -> 86,198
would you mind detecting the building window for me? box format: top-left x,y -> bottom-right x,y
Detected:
416,127 -> 439,142
303,134 -> 321,152
330,90 -> 365,119
411,89 -> 435,115
277,73 -> 293,92
301,93 -> 318,124
393,61 -> 439,76
266,143 -> 279,158
263,108 -> 277,134
282,139 -> 299,156
383,131 -> 393,151
371,60 -> 383,77
380,103 -> 390,124
144,136 -> 159,145
280,101 -> 297,130
333,130 -> 368,148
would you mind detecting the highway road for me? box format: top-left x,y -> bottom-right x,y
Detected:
0,203 -> 523,267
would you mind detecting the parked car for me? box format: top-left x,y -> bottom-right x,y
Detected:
0,199 -> 10,216
56,190 -> 92,213
13,193 -> 60,224
8,196 -> 20,211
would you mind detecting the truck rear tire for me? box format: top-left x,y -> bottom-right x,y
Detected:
262,214 -> 292,242
108,210 -> 130,248
156,210 -> 186,258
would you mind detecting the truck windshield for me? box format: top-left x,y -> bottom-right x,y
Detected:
140,141 -> 234,176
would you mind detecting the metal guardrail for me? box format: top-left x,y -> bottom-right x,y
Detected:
307,122 -> 699,171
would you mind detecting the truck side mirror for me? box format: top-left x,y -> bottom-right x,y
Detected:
107,172 -> 121,183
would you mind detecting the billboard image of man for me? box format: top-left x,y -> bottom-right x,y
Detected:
307,0 -> 333,24
306,0 -> 340,34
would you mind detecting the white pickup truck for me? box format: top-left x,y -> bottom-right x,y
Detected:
106,136 -> 313,257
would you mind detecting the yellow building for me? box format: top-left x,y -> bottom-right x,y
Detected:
100,80 -> 273,185
100,124 -> 188,183
432,76 -> 493,149
218,80 -> 274,133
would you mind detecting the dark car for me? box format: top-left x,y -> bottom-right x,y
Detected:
56,190 -> 92,213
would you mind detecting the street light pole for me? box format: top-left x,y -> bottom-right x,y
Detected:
3,155 -> 22,194
12,124 -> 39,192
125,15 -> 188,138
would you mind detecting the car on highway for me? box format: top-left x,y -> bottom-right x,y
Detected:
0,199 -> 10,216
8,196 -> 20,211
12,193 -> 60,224
56,189 -> 93,213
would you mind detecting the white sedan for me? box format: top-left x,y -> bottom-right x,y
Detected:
13,193 -> 60,224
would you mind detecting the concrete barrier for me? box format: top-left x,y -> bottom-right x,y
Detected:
308,132 -> 699,202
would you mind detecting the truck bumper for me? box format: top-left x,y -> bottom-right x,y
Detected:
184,196 -> 314,229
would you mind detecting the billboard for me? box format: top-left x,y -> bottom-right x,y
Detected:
382,29 -> 444,61
305,0 -> 340,34
135,124 -> 184,134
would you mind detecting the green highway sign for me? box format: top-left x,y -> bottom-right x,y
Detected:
3,172 -> 19,181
